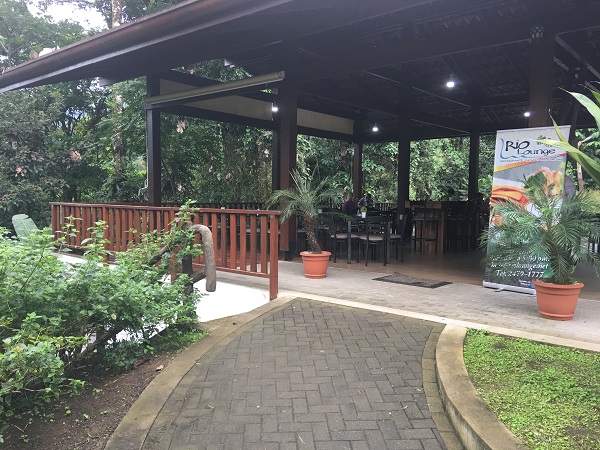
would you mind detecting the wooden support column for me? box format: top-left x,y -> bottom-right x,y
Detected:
396,110 -> 411,212
528,24 -> 555,128
352,142 -> 363,199
566,66 -> 586,144
146,75 -> 161,206
271,88 -> 281,192
558,66 -> 580,126
468,103 -> 481,199
276,81 -> 298,257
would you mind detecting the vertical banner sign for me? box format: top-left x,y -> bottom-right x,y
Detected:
483,126 -> 570,294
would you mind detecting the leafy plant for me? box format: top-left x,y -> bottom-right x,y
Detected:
0,207 -> 206,439
539,86 -> 600,187
267,169 -> 340,253
481,176 -> 600,284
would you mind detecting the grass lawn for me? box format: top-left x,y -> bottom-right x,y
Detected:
463,329 -> 600,450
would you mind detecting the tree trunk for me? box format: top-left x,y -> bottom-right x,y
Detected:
303,215 -> 321,253
110,0 -> 125,191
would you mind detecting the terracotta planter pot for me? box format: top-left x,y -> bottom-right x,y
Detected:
300,251 -> 331,279
532,280 -> 584,321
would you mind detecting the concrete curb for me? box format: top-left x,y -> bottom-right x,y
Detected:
436,325 -> 525,450
104,295 -> 295,450
422,326 -> 464,450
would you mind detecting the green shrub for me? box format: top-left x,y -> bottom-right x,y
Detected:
0,210 -> 204,440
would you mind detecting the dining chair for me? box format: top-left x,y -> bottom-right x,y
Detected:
388,212 -> 407,261
330,216 -> 360,263
445,202 -> 470,252
358,216 -> 389,266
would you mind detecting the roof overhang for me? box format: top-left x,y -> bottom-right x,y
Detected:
0,0 -> 295,92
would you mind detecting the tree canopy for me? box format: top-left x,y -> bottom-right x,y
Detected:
0,0 -> 546,230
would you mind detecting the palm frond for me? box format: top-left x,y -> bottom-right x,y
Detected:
266,168 -> 341,253
482,182 -> 600,284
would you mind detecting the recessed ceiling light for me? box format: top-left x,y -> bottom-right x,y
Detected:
271,104 -> 279,113
524,111 -> 531,117
372,124 -> 379,132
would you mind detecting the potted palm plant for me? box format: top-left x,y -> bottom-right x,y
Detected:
267,169 -> 340,278
481,174 -> 600,320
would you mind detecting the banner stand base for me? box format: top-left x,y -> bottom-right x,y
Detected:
483,281 -> 535,295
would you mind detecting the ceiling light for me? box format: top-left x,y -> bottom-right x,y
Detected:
524,111 -> 531,117
445,73 -> 457,89
372,124 -> 379,132
271,103 -> 279,113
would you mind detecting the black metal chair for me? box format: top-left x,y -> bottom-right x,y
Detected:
445,202 -> 470,252
330,216 -> 360,263
388,212 -> 408,261
358,216 -> 390,266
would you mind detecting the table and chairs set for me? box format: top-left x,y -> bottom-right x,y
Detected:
318,209 -> 408,266
298,200 -> 490,266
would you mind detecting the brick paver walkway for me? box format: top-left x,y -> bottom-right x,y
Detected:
142,300 -> 445,450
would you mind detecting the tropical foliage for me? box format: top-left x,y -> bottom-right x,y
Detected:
481,175 -> 600,285
0,0 -> 500,231
267,169 -> 341,253
0,208 -> 204,441
539,86 -> 600,187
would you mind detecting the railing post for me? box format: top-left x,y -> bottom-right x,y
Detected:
51,203 -> 59,242
269,214 -> 279,300
102,206 -> 109,264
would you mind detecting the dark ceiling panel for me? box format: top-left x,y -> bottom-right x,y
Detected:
1,0 -> 600,139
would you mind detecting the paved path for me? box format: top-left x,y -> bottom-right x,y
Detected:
141,299 -> 446,450
107,262 -> 600,450
247,261 -> 600,349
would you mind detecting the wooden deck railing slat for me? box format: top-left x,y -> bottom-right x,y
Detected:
250,216 -> 258,272
50,203 -> 280,299
240,215 -> 247,272
269,215 -> 279,300
260,215 -> 268,274
229,213 -> 237,270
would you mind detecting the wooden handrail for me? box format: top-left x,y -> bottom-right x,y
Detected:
50,202 -> 280,299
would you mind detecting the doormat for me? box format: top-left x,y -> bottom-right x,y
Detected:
373,272 -> 451,289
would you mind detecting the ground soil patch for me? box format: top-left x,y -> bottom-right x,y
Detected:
2,352 -> 176,450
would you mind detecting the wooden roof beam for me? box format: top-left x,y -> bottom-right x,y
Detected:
294,0 -> 486,59
301,81 -> 469,133
291,4 -> 600,85
555,35 -> 600,81
157,70 -> 360,120
209,0 -> 435,35
368,67 -> 473,108
145,71 -> 285,110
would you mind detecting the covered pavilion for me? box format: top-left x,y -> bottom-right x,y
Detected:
1,0 -> 600,256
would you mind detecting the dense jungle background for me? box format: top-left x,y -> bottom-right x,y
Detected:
2,0 -> 597,231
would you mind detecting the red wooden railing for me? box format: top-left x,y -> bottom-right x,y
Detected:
50,202 -> 280,299
161,201 -> 264,210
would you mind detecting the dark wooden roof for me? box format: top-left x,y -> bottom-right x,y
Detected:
2,0 -> 600,141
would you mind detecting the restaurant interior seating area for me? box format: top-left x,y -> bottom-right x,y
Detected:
297,199 -> 491,267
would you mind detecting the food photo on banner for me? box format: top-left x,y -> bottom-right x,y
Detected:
483,125 -> 570,294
